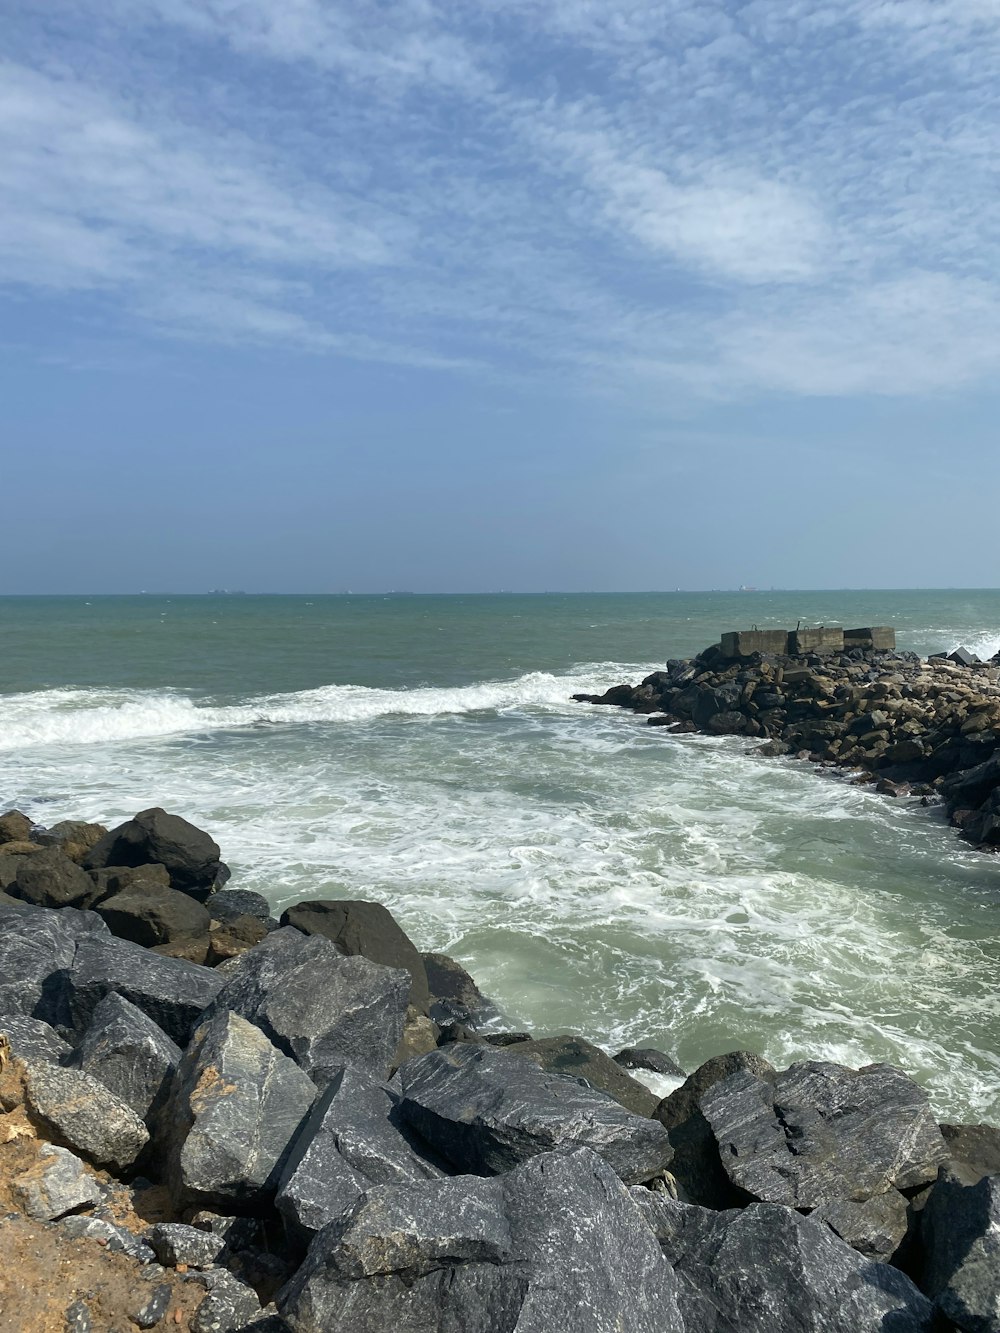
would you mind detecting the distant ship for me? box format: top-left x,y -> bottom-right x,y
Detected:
738,585 -> 758,592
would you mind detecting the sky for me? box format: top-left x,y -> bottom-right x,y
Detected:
2,0 -> 999,593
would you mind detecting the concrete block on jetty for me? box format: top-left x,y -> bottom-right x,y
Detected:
846,626 -> 896,651
790,626 -> 845,654
721,625 -> 896,659
720,629 -> 790,658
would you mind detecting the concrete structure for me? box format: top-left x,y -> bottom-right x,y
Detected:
721,626 -> 896,660
790,627 -> 845,655
720,630 -> 790,658
845,627 -> 896,651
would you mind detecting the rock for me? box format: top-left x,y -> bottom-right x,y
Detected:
941,1122 -> 1000,1185
97,885 -> 211,947
699,1059 -> 948,1208
921,1168 -> 1000,1333
65,1298 -> 93,1330
281,899 -> 430,1013
940,752 -> 1000,808
209,890 -> 274,924
88,863 -> 171,901
278,1147 -> 684,1333
502,1034 -> 659,1116
71,991 -> 181,1123
0,1011 -> 72,1064
12,849 -> 99,909
392,1005 -> 439,1067
949,648 -> 980,667
152,935 -> 211,965
811,1189 -> 910,1260
35,821 -> 107,863
276,1062 -> 446,1244
0,810 -> 33,843
67,932 -> 223,1045
0,853 -> 31,891
164,1009 -> 316,1209
146,1222 -> 227,1269
614,1047 -> 686,1079
635,1193 -> 933,1332
189,1267 -> 261,1333
397,1042 -> 673,1184
60,1213 -> 155,1261
207,915 -> 271,964
421,951 -> 501,1028
22,1058 -> 149,1172
207,930 -> 410,1085
13,1145 -> 103,1220
0,908 -> 97,1029
129,1283 -> 172,1329
83,808 -> 228,899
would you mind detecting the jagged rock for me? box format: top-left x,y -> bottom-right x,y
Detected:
164,1009 -> 316,1209
0,810 -> 32,844
97,884 -> 211,947
11,848 -> 99,910
503,1034 -> 659,1117
152,935 -> 211,965
635,1193 -> 933,1332
130,1283 -> 173,1329
83,808 -> 228,899
421,951 -> 501,1028
614,1047 -> 686,1079
61,1213 -> 155,1260
88,863 -> 171,902
276,1063 -> 446,1243
392,1005 -> 439,1067
941,1122 -> 1000,1186
35,821 -> 107,863
189,1267 -> 261,1333
64,1298 -> 92,1331
921,1167 -> 1000,1332
191,1211 -> 265,1252
146,1222 -> 227,1269
22,1058 -> 149,1172
811,1189 -> 910,1260
13,1145 -> 103,1220
67,932 -> 223,1044
0,853 -> 31,890
207,915 -> 271,964
209,890 -> 274,924
397,1042 -> 673,1184
0,1011 -> 72,1064
699,1060 -> 948,1208
278,1147 -> 684,1333
207,930 -> 410,1085
0,909 -> 103,1029
71,991 -> 181,1122
281,899 -> 430,1013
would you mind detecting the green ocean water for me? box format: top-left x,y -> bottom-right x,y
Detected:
2,590 -> 999,1117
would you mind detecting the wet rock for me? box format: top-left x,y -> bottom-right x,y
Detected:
13,1145 -> 103,1220
22,1058 -> 149,1172
503,1034 -> 659,1116
278,1147 -> 684,1333
276,1062 -> 446,1244
164,1009 -> 316,1210
189,1267 -> 261,1333
146,1222 -> 227,1269
811,1189 -> 910,1260
921,1167 -> 1000,1333
614,1047 -> 686,1079
61,1213 -> 155,1261
0,1011 -> 72,1064
84,808 -> 228,899
67,932 -> 223,1044
421,951 -> 501,1028
0,810 -> 32,844
699,1060 -> 947,1208
397,1042 -> 673,1184
35,821 -> 107,864
12,849 -> 100,910
71,991 -> 181,1122
281,899 -> 430,1014
209,890 -> 274,924
97,885 -> 211,947
635,1193 -> 933,1332
207,930 -> 410,1085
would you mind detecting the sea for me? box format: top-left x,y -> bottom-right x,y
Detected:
2,590 -> 998,1120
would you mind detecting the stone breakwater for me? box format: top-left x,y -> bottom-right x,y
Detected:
0,807 -> 998,1332
574,635 -> 1000,851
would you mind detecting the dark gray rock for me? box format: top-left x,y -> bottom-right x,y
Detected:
11,848 -> 99,910
208,890 -> 274,924
502,1034 -> 659,1117
88,863 -> 170,902
97,885 -> 211,946
421,951 -> 501,1028
0,810 -> 32,844
13,1145 -> 103,1220
276,1063 -> 446,1243
281,899 -> 430,1013
146,1221 -> 227,1269
130,1283 -> 172,1329
811,1189 -> 910,1260
0,1011 -> 72,1064
700,1060 -> 948,1208
164,1009 -> 316,1209
614,1046 -> 686,1079
22,1057 -> 149,1172
189,1267 -> 261,1333
634,1193 -> 933,1332
67,932 -> 223,1044
278,1147 -> 684,1333
397,1042 -> 673,1184
207,930 -> 410,1085
921,1168 -> 1000,1332
64,1298 -> 92,1331
72,991 -> 181,1122
34,821 -> 107,863
83,807 -> 228,899
941,1122 -> 1000,1186
60,1213 -> 155,1262
190,1211 -> 265,1252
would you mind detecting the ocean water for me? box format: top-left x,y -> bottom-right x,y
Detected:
2,590 -> 999,1119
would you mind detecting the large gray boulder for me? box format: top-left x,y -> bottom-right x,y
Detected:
0,908 -> 106,1029
921,1167 -> 1000,1332
811,1189 -> 910,1261
83,807 -> 228,899
164,1009 -> 316,1210
21,1058 -> 149,1172
276,1063 -> 446,1244
278,1147 -> 684,1333
67,932 -> 223,1044
502,1034 -> 659,1117
699,1060 -> 948,1208
0,1011 -> 72,1064
636,1193 -> 934,1332
422,951 -> 501,1029
207,930 -> 410,1085
11,848 -> 99,909
97,885 -> 211,947
71,991 -> 181,1122
13,1145 -> 103,1220
397,1042 -> 673,1184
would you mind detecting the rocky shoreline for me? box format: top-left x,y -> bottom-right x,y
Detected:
574,632 -> 1000,851
0,806 -> 997,1331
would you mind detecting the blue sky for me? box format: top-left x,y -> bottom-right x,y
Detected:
2,0 -> 999,592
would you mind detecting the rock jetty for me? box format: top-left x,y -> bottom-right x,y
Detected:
0,806 -> 997,1331
574,628 -> 1000,850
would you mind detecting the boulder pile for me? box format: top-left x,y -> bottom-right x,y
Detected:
0,807 -> 997,1331
574,636 -> 1000,849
